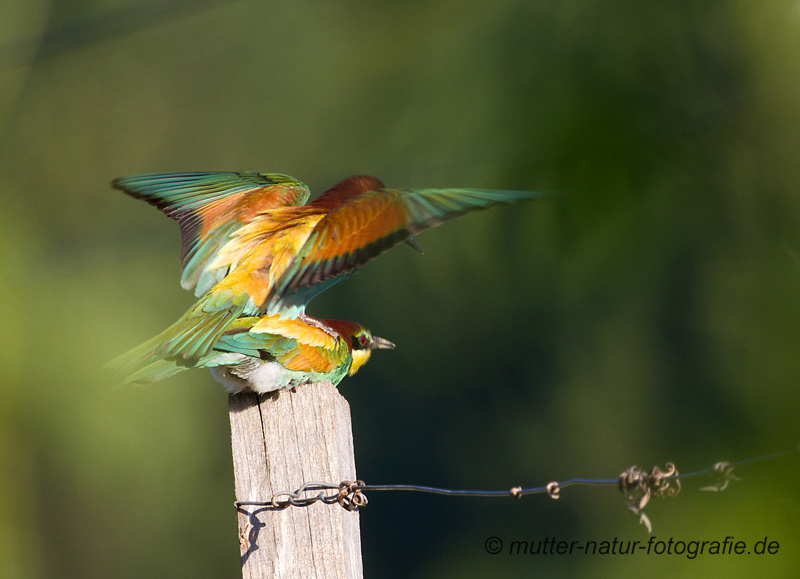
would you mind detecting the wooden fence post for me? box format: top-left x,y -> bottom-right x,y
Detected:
228,381 -> 363,578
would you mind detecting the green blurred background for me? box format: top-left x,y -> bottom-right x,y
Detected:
1,0 -> 799,577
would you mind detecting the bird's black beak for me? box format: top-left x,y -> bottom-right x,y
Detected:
370,336 -> 396,350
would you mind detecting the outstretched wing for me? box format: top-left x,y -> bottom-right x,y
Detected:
267,187 -> 552,310
113,172 -> 310,295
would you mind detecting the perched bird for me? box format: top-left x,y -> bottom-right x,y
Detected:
114,172 -> 549,360
115,313 -> 395,393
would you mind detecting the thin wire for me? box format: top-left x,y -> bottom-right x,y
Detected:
234,445 -> 798,511
360,447 -> 797,497
358,478 -> 618,497
676,448 -> 794,479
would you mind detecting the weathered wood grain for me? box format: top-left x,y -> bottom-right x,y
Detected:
228,381 -> 363,579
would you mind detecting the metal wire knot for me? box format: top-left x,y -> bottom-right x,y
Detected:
234,481 -> 368,511
699,461 -> 740,492
546,481 -> 561,499
337,480 -> 368,511
270,481 -> 336,509
619,462 -> 680,532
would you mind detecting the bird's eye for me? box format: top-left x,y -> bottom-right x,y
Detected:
358,334 -> 368,347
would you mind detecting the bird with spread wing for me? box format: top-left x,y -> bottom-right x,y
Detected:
112,171 -> 550,390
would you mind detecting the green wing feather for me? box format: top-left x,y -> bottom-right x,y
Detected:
111,316 -> 304,384
113,172 -> 310,295
108,311 -> 254,375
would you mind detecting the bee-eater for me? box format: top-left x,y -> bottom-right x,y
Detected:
116,313 -> 395,393
114,172 -> 549,360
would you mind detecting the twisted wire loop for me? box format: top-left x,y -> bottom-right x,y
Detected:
699,461 -> 740,492
546,481 -> 560,500
618,462 -> 681,533
234,480 -> 368,511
